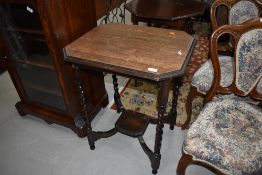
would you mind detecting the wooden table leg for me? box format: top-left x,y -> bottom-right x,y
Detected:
169,77 -> 182,130
185,18 -> 194,34
112,74 -> 124,113
74,67 -> 119,149
152,80 -> 170,174
131,14 -> 138,25
74,65 -> 96,150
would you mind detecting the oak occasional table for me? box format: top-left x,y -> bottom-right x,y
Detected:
65,24 -> 195,174
125,0 -> 206,32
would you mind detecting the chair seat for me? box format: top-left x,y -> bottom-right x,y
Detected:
191,56 -> 262,94
183,98 -> 262,175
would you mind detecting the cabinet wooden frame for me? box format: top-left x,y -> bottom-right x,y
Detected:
0,0 -> 108,137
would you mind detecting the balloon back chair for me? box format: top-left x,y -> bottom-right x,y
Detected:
183,0 -> 262,129
211,0 -> 261,30
210,0 -> 262,53
177,17 -> 262,175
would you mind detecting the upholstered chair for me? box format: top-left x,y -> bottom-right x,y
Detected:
210,0 -> 261,53
177,18 -> 262,175
183,0 -> 262,129
210,0 -> 261,30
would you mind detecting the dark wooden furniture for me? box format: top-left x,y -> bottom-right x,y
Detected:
177,17 -> 262,175
125,0 -> 206,32
210,0 -> 262,30
65,24 -> 195,174
0,0 -> 108,137
0,34 -> 6,71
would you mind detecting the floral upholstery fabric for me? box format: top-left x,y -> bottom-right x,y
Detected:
214,93 -> 261,105
229,1 -> 259,25
191,57 -> 262,95
236,29 -> 262,95
183,98 -> 262,175
191,56 -> 234,94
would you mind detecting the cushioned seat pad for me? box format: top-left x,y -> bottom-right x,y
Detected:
183,98 -> 262,175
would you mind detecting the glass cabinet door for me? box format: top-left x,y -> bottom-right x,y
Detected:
0,2 -> 66,111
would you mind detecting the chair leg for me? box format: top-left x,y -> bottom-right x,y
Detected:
182,85 -> 198,130
131,14 -> 138,25
134,79 -> 138,87
177,153 -> 193,175
147,23 -> 152,27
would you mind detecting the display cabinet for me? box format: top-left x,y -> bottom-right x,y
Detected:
0,34 -> 6,70
0,0 -> 108,137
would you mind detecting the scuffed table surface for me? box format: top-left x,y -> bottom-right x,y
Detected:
65,23 -> 195,81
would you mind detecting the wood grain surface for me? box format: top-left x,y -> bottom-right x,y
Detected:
65,24 -> 195,80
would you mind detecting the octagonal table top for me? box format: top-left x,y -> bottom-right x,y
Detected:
125,0 -> 207,21
65,23 -> 195,81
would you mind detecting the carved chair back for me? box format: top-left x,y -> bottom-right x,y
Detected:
210,0 -> 262,30
206,17 -> 262,104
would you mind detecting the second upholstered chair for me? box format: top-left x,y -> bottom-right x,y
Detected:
210,0 -> 262,53
210,0 -> 262,30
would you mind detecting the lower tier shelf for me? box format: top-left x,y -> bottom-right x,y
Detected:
115,110 -> 149,138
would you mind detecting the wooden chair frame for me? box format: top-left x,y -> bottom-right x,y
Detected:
210,0 -> 262,30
